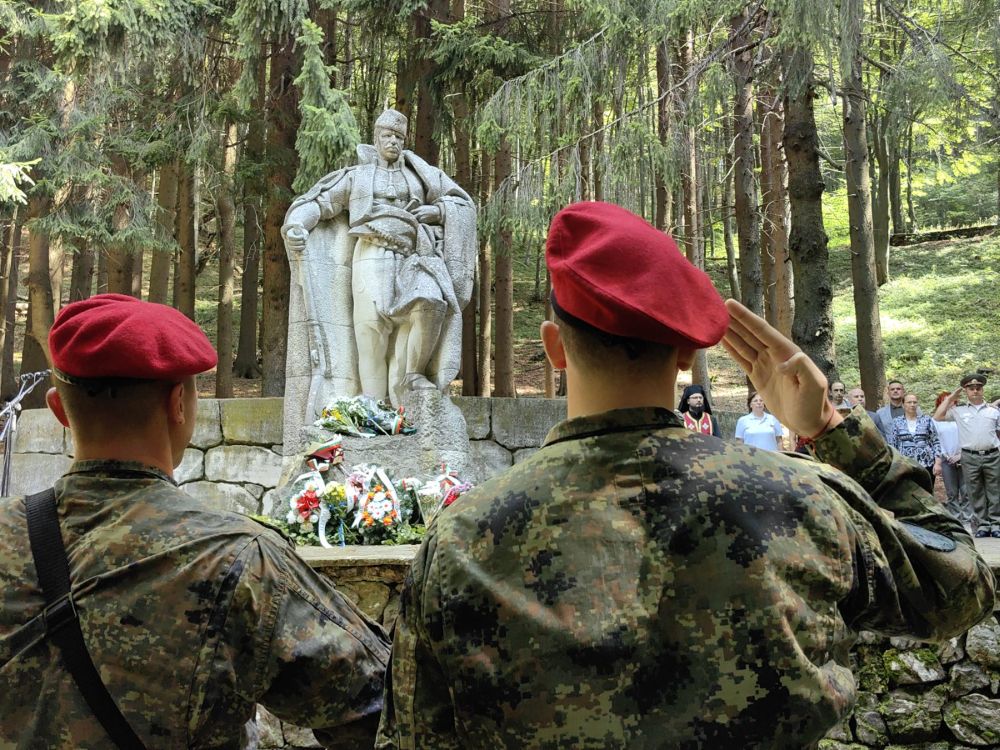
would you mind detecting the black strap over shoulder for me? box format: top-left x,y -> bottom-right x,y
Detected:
25,488 -> 147,750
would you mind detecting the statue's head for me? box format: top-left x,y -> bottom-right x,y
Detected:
374,108 -> 407,164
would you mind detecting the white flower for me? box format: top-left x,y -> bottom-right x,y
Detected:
309,513 -> 319,523
286,510 -> 297,524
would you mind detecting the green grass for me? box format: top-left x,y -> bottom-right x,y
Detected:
504,187 -> 998,411
830,232 -> 1000,406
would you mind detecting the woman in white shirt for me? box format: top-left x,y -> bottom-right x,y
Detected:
734,392 -> 784,451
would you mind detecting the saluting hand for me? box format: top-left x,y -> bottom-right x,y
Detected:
721,299 -> 843,440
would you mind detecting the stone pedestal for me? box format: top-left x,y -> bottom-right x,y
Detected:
278,389 -> 469,505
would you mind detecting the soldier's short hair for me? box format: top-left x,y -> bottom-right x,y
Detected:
56,378 -> 177,437
553,305 -> 674,369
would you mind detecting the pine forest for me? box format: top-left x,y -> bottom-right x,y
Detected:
1,0 -> 998,409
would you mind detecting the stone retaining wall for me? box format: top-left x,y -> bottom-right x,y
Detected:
6,398 -> 288,516
6,396 -> 580,503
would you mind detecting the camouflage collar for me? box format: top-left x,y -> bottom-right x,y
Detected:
543,406 -> 683,447
64,459 -> 177,486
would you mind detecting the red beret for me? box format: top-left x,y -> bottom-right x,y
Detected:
49,294 -> 217,381
546,202 -> 729,349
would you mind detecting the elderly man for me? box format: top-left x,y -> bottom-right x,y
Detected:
375,203 -> 994,749
0,295 -> 390,747
934,373 -> 1000,538
282,109 -> 476,405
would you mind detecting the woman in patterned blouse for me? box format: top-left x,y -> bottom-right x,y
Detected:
890,393 -> 942,481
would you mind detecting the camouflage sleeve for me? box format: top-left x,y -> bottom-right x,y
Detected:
809,410 -> 996,639
375,527 -> 462,750
252,534 -> 391,747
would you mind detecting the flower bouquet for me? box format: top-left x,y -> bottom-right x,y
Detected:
315,396 -> 415,437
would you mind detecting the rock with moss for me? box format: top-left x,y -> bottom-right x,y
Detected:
825,712 -> 853,742
943,693 -> 1000,746
857,645 -> 892,694
883,647 -> 946,687
948,661 -> 991,698
880,685 -> 947,743
964,616 -> 1000,670
853,690 -> 889,746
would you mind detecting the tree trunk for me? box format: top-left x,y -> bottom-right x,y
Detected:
493,142 -> 515,397
677,31 -> 710,393
477,154 -> 493,398
871,119 -> 891,285
654,40 -> 673,231
841,0 -> 886,405
174,159 -> 196,317
905,121 -> 917,231
235,53 -> 267,380
96,244 -> 108,294
782,46 -> 837,380
260,34 -> 298,396
731,10 -> 763,320
723,116 -> 740,299
761,90 -> 793,337
216,123 -> 238,398
148,161 -> 177,304
888,140 -> 904,235
1,210 -> 23,397
591,98 -> 604,202
22,194 -> 55,407
68,241 -> 94,302
48,239 -> 64,317
758,95 -> 778,328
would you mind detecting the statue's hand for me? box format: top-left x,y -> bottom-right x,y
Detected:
283,224 -> 308,252
412,204 -> 442,224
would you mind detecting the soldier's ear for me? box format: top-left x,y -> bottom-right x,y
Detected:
166,379 -> 190,426
540,320 -> 567,370
45,388 -> 70,428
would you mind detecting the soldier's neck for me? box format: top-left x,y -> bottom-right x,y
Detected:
70,432 -> 176,479
565,365 -> 677,419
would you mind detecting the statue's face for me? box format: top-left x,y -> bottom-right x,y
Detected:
376,127 -> 405,164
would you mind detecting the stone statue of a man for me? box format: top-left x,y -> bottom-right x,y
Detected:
281,109 -> 477,412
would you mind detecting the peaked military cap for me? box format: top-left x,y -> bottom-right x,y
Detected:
49,293 -> 217,383
546,201 -> 729,348
961,373 -> 987,387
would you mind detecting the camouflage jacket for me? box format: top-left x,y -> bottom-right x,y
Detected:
0,460 -> 390,749
376,407 -> 995,749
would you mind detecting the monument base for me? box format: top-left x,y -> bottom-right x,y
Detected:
277,389 -> 470,514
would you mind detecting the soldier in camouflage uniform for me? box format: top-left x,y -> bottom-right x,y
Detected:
375,202 -> 995,749
0,294 -> 390,748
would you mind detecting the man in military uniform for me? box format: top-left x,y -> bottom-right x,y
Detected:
933,373 -> 1000,538
0,294 -> 390,748
375,202 -> 995,749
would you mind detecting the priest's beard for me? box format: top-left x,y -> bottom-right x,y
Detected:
688,406 -> 704,419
